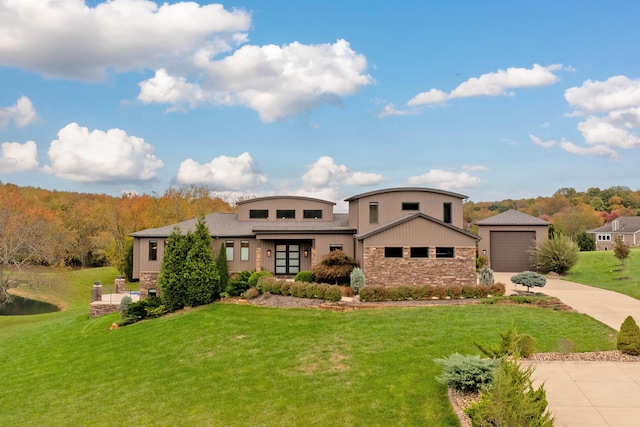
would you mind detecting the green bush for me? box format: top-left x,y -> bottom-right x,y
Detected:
226,270 -> 252,296
245,288 -> 259,299
476,255 -> 487,270
119,295 -> 132,318
511,271 -> 546,292
312,250 -> 359,284
117,296 -> 166,326
294,271 -> 314,283
575,231 -> 596,251
530,234 -> 579,274
217,241 -> 230,292
614,235 -> 631,265
434,353 -> 500,393
465,359 -> 554,426
357,283 -> 504,302
617,315 -> 640,356
248,271 -> 273,287
474,326 -> 537,358
478,265 -> 494,285
349,267 -> 365,294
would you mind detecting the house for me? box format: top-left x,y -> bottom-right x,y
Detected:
587,217 -> 640,251
131,187 -> 479,295
476,210 -> 550,272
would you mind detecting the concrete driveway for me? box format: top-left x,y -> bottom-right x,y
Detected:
493,273 -> 640,427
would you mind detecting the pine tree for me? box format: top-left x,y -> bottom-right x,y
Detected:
159,227 -> 189,311
183,216 -> 219,307
217,241 -> 229,294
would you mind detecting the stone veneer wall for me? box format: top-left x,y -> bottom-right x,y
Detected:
90,303 -> 120,318
363,246 -> 476,287
140,271 -> 160,299
256,247 -> 262,271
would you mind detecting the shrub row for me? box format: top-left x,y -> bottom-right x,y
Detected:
118,296 -> 167,326
358,283 -> 505,302
255,276 -> 342,302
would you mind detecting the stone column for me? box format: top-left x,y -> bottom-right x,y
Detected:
115,276 -> 125,293
91,282 -> 102,302
256,247 -> 262,272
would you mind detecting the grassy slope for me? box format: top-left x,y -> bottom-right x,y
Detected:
565,247 -> 640,300
0,297 -> 615,426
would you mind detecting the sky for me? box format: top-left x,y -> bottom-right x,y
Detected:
1,0 -> 640,210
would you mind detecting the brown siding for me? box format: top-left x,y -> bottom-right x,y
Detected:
134,237 -> 164,279
237,198 -> 334,221
213,238 -> 257,273
362,217 -> 477,247
349,190 -> 464,235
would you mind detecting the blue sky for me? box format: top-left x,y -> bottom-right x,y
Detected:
1,1 -> 639,209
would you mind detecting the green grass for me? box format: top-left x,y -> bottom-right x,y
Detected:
565,247 -> 640,300
0,280 -> 615,426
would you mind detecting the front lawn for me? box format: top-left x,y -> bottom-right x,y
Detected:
0,302 -> 615,426
565,247 -> 640,300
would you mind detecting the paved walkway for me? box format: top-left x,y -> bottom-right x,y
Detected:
494,273 -> 640,427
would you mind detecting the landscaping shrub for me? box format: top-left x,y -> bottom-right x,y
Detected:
530,234 -> 579,274
349,267 -> 365,294
312,250 -> 359,284
489,282 -> 506,296
304,283 -> 319,299
478,265 -> 494,285
474,325 -> 537,358
119,295 -> 132,318
511,271 -> 546,292
294,270 -> 314,283
322,284 -> 342,302
447,285 -> 462,299
217,241 -> 229,293
245,288 -> 259,300
575,230 -> 596,251
476,255 -> 487,270
614,235 -> 631,266
248,271 -> 273,287
118,296 -> 166,326
434,353 -> 500,393
226,270 -> 252,296
465,358 -> 554,426
617,315 -> 640,356
357,284 -> 503,302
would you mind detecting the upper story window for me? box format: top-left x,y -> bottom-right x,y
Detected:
402,202 -> 419,211
410,247 -> 429,258
276,209 -> 295,219
226,240 -> 234,261
303,209 -> 323,219
249,209 -> 269,219
436,247 -> 454,258
443,202 -> 452,224
384,247 -> 403,258
369,202 -> 379,224
149,240 -> 158,261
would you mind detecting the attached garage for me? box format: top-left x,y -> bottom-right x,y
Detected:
476,210 -> 550,273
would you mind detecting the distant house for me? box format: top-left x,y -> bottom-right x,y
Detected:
587,217 -> 640,251
131,187 -> 479,295
476,210 -> 550,272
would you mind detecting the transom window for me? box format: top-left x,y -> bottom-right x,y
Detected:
402,202 -> 419,211
276,209 -> 296,219
384,247 -> 403,258
249,209 -> 269,219
410,247 -> 429,258
303,209 -> 323,219
436,247 -> 454,258
329,244 -> 343,252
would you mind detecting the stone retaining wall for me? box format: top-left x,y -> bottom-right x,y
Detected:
90,303 -> 120,318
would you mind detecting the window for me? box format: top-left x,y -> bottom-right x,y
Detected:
249,209 -> 268,219
597,234 -> 611,241
149,240 -> 158,261
303,209 -> 323,219
402,202 -> 419,211
436,247 -> 454,258
226,240 -> 234,261
276,209 -> 295,219
410,247 -> 429,258
443,202 -> 452,224
329,244 -> 343,252
241,240 -> 249,261
384,247 -> 403,258
369,202 -> 379,224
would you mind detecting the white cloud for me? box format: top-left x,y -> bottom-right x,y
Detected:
176,152 -> 268,190
42,123 -> 164,182
408,64 -> 564,106
378,103 -> 417,118
139,39 -> 373,121
301,156 -> 383,188
559,141 -> 619,160
0,0 -> 251,80
529,134 -> 556,148
565,76 -> 640,115
0,97 -> 37,128
407,169 -> 480,190
462,164 -> 489,172
577,116 -> 640,149
0,140 -> 39,173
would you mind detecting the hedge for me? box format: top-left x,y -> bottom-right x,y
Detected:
358,283 -> 505,302
255,276 -> 342,302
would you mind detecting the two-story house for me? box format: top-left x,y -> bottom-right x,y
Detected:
131,187 -> 479,294
588,217 -> 640,251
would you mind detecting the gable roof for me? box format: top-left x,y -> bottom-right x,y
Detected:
476,209 -> 550,226
344,187 -> 468,202
587,216 -> 640,234
355,212 -> 479,241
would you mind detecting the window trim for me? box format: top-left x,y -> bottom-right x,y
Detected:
384,247 -> 403,258
369,202 -> 379,224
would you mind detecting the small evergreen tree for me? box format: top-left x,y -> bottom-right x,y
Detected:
575,231 -> 596,251
159,227 -> 189,311
350,267 -> 365,294
123,240 -> 134,282
617,316 -> 640,356
478,265 -> 494,286
511,271 -> 547,293
183,216 -> 219,307
613,235 -> 631,266
217,241 -> 229,294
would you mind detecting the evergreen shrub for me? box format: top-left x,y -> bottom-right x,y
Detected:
617,316 -> 640,356
478,265 -> 494,285
248,271 -> 273,287
349,267 -> 365,294
434,353 -> 501,393
294,271 -> 314,283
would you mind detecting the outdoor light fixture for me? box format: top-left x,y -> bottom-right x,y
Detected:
304,250 -> 309,258
267,250 -> 272,257
482,249 -> 486,257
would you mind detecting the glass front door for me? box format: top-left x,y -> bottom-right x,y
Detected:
275,244 -> 300,275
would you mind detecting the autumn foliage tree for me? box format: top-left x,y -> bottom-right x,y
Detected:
613,235 -> 631,266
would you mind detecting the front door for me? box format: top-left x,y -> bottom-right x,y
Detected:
275,243 -> 300,275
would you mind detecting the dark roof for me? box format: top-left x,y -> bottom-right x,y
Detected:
131,213 -> 352,238
344,187 -> 468,202
356,212 -> 479,241
236,195 -> 335,206
475,209 -> 550,226
587,216 -> 640,234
